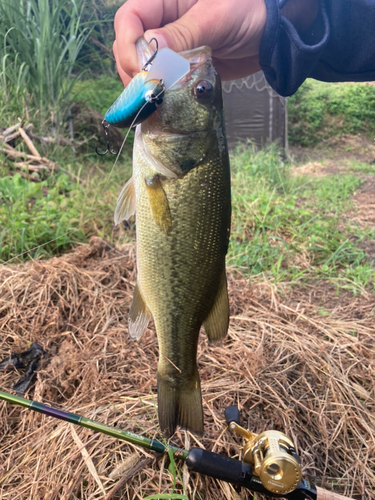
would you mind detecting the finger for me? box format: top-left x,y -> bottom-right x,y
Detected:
114,0 -> 195,78
145,0 -> 266,58
114,9 -> 147,77
113,40 -> 132,86
213,55 -> 261,81
144,0 -> 217,54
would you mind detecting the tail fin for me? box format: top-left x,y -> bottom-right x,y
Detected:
157,368 -> 204,438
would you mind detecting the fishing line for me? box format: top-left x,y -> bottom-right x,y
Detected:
0,233 -> 79,265
97,81 -> 164,198
1,82 -> 165,266
0,385 -> 63,409
0,383 -> 113,413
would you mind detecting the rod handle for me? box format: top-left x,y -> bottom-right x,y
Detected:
186,448 -> 268,494
186,448 -> 252,485
316,486 -> 354,500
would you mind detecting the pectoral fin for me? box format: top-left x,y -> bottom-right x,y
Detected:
203,270 -> 229,342
128,283 -> 151,340
114,177 -> 136,226
145,175 -> 172,234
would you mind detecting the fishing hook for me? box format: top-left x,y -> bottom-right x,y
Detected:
142,38 -> 159,71
95,120 -> 119,156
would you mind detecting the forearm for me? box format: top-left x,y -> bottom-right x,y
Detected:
260,0 -> 375,96
281,0 -> 319,33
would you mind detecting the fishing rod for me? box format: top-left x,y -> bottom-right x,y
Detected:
0,390 -> 351,500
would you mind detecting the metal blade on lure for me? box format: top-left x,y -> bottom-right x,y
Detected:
147,47 -> 190,91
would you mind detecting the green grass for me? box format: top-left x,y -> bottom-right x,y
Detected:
0,156 -> 133,263
297,174 -> 363,213
73,75 -> 124,117
229,144 -> 375,293
1,141 -> 374,293
347,160 -> 375,175
0,173 -> 80,261
288,80 -> 375,146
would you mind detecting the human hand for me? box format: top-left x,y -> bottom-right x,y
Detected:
113,0 -> 267,86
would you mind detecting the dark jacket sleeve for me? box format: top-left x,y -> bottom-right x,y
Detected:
260,0 -> 375,96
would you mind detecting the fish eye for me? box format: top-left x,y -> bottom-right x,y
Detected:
194,80 -> 213,99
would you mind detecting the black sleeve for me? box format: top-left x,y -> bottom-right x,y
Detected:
259,0 -> 375,97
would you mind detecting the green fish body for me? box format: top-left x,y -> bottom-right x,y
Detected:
115,45 -> 231,437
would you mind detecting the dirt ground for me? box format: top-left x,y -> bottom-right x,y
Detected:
290,134 -> 375,167
0,139 -> 374,500
291,134 -> 375,245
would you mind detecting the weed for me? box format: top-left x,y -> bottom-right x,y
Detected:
288,80 -> 375,146
229,144 -> 373,292
0,0 -> 93,130
0,158 -> 133,263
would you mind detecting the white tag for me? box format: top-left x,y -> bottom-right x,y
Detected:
146,47 -> 190,91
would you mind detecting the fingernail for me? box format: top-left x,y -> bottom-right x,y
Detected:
144,31 -> 168,49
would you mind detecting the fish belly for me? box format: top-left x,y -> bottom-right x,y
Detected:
133,143 -> 230,436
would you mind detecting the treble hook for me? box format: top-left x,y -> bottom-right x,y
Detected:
95,120 -> 119,156
142,38 -> 159,71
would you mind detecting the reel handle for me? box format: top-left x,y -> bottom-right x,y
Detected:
224,405 -> 240,425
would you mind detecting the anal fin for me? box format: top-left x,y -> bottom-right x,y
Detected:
128,283 -> 151,340
203,270 -> 229,342
114,177 -> 136,226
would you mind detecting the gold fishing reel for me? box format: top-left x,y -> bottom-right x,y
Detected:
224,406 -> 301,495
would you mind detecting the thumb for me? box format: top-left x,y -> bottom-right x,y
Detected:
144,4 -> 213,53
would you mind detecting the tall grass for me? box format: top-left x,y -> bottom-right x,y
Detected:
0,30 -> 28,101
0,0 -> 92,129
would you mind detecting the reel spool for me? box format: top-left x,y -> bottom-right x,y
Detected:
225,406 -> 301,495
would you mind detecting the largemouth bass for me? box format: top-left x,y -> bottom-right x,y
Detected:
115,42 -> 231,437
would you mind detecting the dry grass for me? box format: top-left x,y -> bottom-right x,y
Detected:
0,238 -> 374,500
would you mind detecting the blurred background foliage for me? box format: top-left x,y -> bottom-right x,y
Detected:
0,0 -> 124,132
1,0 -> 374,147
288,80 -> 375,146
